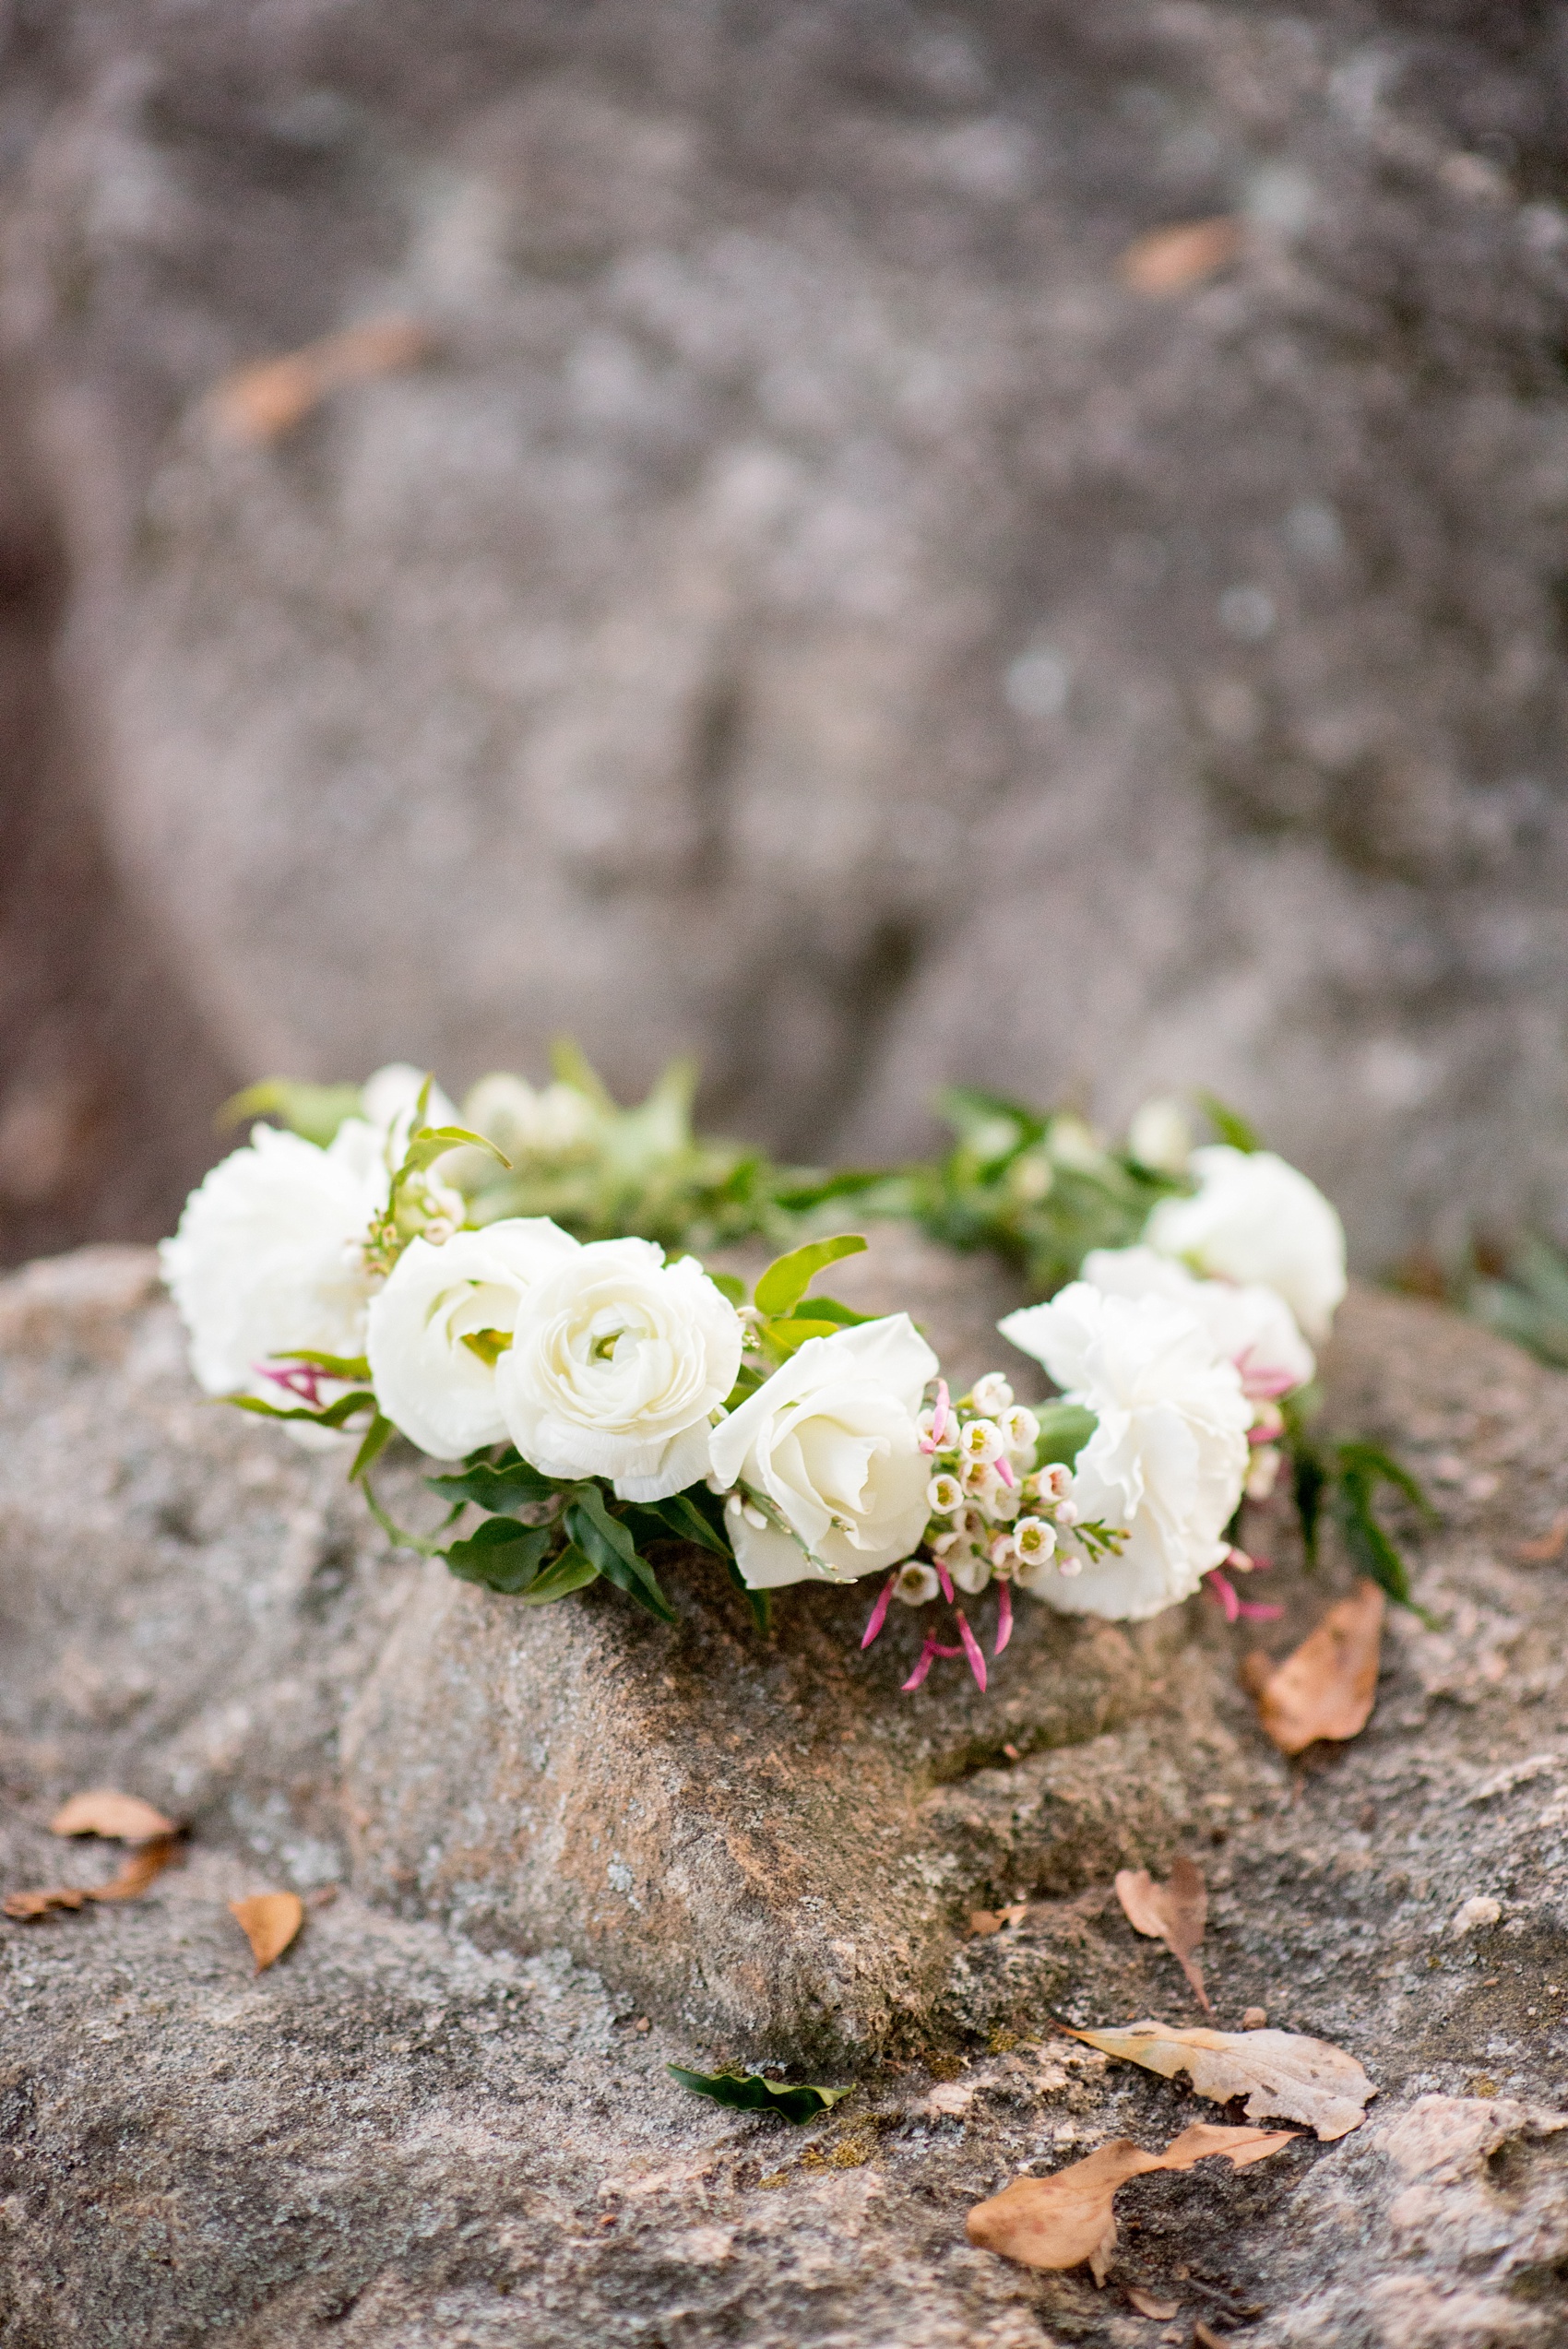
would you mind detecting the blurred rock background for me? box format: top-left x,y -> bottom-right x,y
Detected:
2,0 -> 1568,1268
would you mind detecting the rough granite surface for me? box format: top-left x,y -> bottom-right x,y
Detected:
7,6 -> 1568,1256
0,1236 -> 1565,2344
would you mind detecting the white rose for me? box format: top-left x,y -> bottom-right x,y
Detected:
366,1218 -> 581,1460
160,1122 -> 386,1410
1143,1145 -> 1347,1340
1081,1245 -> 1315,1397
707,1315 -> 939,1591
495,1237 -> 742,1501
999,1282 -> 1250,1621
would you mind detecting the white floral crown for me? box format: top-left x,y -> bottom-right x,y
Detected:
160,1059 -> 1416,1693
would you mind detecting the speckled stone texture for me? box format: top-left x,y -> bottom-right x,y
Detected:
1,1240 -> 1567,2343
7,6 -> 1568,1258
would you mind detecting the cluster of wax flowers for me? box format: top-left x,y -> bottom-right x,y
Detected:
160,1068 -> 1348,1674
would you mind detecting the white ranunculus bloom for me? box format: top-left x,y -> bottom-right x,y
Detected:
366,1218 -> 581,1460
999,1283 -> 1251,1622
1081,1244 -> 1315,1398
495,1237 -> 742,1501
1126,1097 -> 1193,1177
462,1074 -> 597,1162
160,1122 -> 387,1417
707,1316 -> 940,1591
326,1062 -> 461,1190
1143,1145 -> 1347,1341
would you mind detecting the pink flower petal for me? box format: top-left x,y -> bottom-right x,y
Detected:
935,1560 -> 955,1604
994,1454 -> 1016,1490
861,1572 -> 897,1650
931,1378 -> 951,1446
993,1581 -> 1014,1656
902,1635 -> 940,1691
1205,1569 -> 1241,1623
1236,1599 -> 1284,1620
956,1609 -> 988,1692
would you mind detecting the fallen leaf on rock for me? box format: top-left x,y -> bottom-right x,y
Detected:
1125,2285 -> 1180,2319
1242,2007 -> 1268,2030
968,1903 -> 1028,1937
1065,2020 -> 1376,2141
1114,1857 -> 1210,2011
50,1788 -> 176,1842
667,2067 -> 855,2125
230,1892 -> 304,1971
1117,217 -> 1242,293
1517,1511 -> 1568,1562
1246,1579 -> 1384,1755
967,2122 -> 1295,2281
209,315 -> 432,443
6,1835 -> 180,1920
1194,2324 -> 1230,2349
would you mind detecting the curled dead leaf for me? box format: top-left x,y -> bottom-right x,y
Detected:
5,1835 -> 180,1920
1517,1510 -> 1568,1563
1125,2285 -> 1180,2319
967,2121 -> 1296,2280
968,1903 -> 1028,1938
1114,1857 -> 1209,2011
209,316 -> 432,444
1117,217 -> 1242,294
1246,1579 -> 1384,1755
50,1788 -> 176,1843
1066,2019 -> 1376,2141
230,1892 -> 304,1972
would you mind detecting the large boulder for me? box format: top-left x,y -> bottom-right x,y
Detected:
5,5 -> 1568,1257
2,1239 -> 1568,2341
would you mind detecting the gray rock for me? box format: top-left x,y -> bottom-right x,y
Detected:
3,1242 -> 1568,2341
6,6 -> 1568,1258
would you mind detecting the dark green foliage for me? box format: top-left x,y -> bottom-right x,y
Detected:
445,1519 -> 557,1595
666,2067 -> 855,2124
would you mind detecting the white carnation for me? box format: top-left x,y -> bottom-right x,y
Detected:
1144,1145 -> 1347,1341
366,1218 -> 581,1460
1081,1244 -> 1314,1397
707,1315 -> 939,1591
495,1238 -> 742,1501
999,1283 -> 1250,1621
160,1122 -> 386,1411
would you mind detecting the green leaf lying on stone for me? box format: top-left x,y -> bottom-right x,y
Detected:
667,2066 -> 856,2124
426,1450 -> 561,1513
444,1519 -> 556,1595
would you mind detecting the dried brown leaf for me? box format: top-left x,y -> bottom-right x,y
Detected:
1517,1510 -> 1568,1562
50,1788 -> 176,1843
1117,217 -> 1242,294
1114,1857 -> 1210,2011
1125,2286 -> 1180,2319
230,1892 -> 303,1972
968,1903 -> 1028,1938
5,1835 -> 180,1920
1066,2020 -> 1376,2141
1247,1580 -> 1384,1756
967,2121 -> 1296,2279
210,316 -> 432,443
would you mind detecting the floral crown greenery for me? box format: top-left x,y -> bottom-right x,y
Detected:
159,1051 -> 1429,1695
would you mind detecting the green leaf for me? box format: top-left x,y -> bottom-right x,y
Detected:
1195,1092 -> 1263,1153
1032,1402 -> 1099,1466
444,1519 -> 556,1596
1292,1437 -> 1327,1566
754,1234 -> 868,1319
726,1553 -> 770,1637
227,1388 -> 377,1429
666,2067 -> 855,2125
350,1411 -> 396,1482
783,1294 -> 871,1327
267,1349 -> 372,1381
756,1315 -> 851,1356
515,1543 -> 600,1606
426,1453 -> 560,1513
565,1486 -> 677,1624
548,1037 -> 616,1112
400,1123 -> 511,1175
706,1270 -> 748,1307
1336,1441 -> 1435,1522
218,1078 -> 363,1146
626,1489 -> 733,1560
459,1328 -> 513,1369
1335,1466 -> 1414,1608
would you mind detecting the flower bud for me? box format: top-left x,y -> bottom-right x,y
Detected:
968,1372 -> 1015,1416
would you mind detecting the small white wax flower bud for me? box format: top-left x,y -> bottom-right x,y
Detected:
1000,1404 -> 1039,1456
958,1418 -> 1004,1465
949,1548 -> 992,1596
991,1482 -> 1021,1524
926,1471 -> 965,1516
1037,1463 -> 1074,1503
726,1492 -> 743,1515
1012,1515 -> 1057,1566
1053,1501 -> 1079,1527
987,1532 -> 1016,1569
894,1561 -> 940,1607
1128,1096 -> 1193,1176
930,1527 -> 964,1556
968,1373 -> 1015,1416
742,1502 -> 768,1530
1055,1551 -> 1084,1577
1246,1443 -> 1282,1501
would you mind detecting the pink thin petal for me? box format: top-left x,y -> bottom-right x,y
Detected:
861,1572 -> 897,1650
920,1436 -> 939,1455
936,1560 -> 955,1604
1205,1570 -> 1241,1623
994,1454 -> 1016,1490
993,1581 -> 1014,1657
956,1609 -> 988,1692
1236,1599 -> 1285,1620
1226,1548 -> 1253,1573
932,1379 -> 951,1445
902,1635 -> 940,1691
